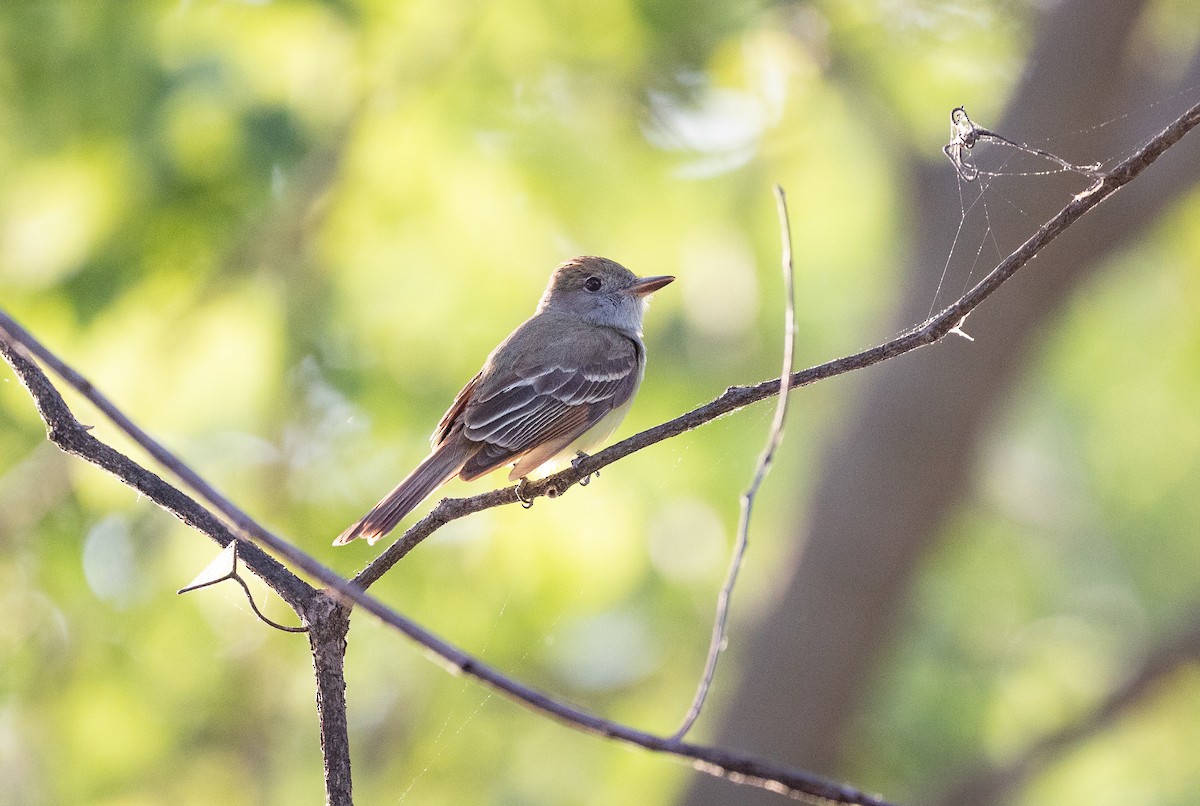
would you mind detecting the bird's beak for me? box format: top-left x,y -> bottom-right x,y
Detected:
629,275 -> 675,296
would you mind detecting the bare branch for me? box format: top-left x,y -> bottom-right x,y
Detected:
0,324 -> 317,611
308,592 -> 354,806
673,185 -> 798,741
0,322 -> 359,793
0,312 -> 359,605
354,98 -> 1200,588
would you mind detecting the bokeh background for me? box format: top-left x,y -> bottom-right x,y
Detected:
2,1 -> 1200,804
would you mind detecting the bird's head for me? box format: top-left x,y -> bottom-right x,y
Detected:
537,256 -> 674,335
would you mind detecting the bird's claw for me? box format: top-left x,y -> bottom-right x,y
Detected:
515,478 -> 535,509
572,452 -> 598,487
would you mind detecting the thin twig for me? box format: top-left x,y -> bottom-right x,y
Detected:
177,543 -> 307,633
673,185 -> 798,741
229,575 -> 309,633
354,97 -> 1200,589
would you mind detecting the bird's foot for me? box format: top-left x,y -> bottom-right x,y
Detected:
572,451 -> 598,486
515,478 -> 535,509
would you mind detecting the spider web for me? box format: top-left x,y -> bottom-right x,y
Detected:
929,105 -> 1104,320
928,85 -> 1200,321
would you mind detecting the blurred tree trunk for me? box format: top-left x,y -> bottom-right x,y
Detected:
682,0 -> 1200,803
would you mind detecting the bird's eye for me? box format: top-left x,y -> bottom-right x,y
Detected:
584,276 -> 602,292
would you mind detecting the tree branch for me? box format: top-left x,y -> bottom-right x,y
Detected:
308,592 -> 354,806
353,97 -> 1200,589
0,323 -> 358,803
0,326 -> 316,612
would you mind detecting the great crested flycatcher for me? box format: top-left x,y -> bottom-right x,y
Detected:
335,256 -> 674,545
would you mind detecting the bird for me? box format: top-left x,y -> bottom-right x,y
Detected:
335,256 -> 674,545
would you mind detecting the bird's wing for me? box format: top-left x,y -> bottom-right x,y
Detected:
457,331 -> 641,480
431,371 -> 481,448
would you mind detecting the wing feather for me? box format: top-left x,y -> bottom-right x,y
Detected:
432,372 -> 481,447
453,327 -> 642,480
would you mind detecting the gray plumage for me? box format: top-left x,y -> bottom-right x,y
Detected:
335,256 -> 673,546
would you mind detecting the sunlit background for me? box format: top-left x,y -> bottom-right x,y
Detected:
2,1 -> 1199,804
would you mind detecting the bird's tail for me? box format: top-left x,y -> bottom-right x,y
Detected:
335,438 -> 471,546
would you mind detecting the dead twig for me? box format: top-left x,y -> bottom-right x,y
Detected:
673,185 -> 798,740
177,542 -> 307,633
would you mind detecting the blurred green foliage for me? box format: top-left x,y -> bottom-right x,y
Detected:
1,1 -> 1199,805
